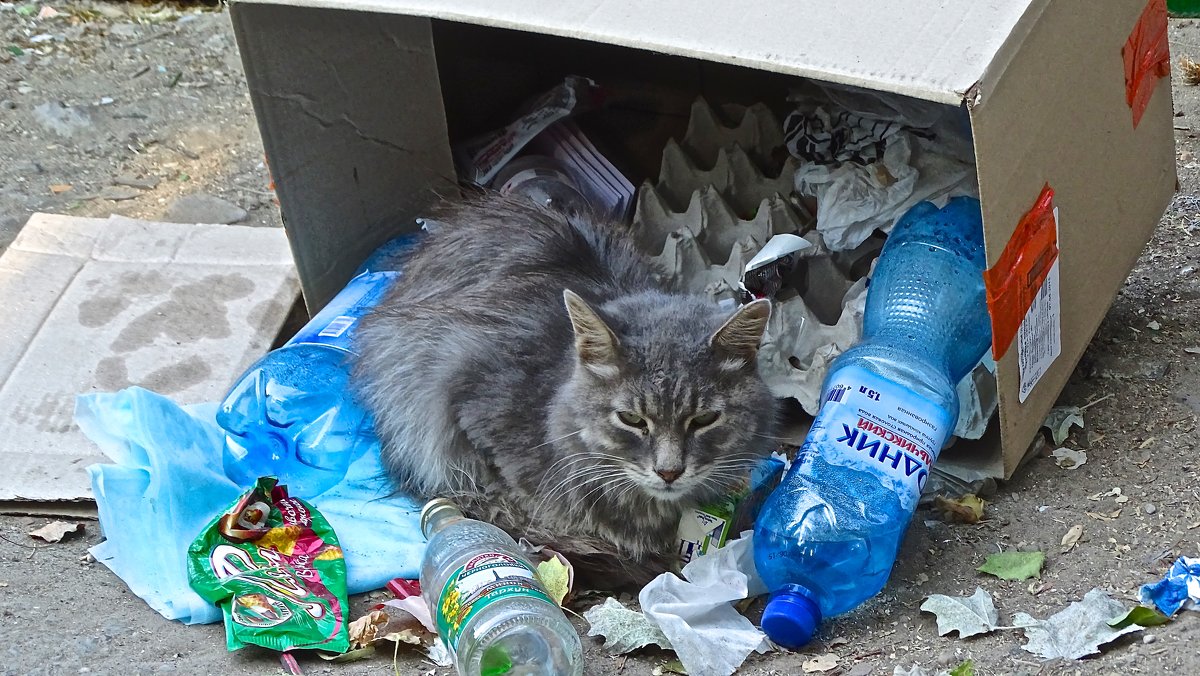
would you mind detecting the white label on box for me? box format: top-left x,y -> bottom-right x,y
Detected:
1017,216 -> 1062,403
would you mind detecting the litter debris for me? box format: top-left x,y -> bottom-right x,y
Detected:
584,597 -> 673,654
0,213 -> 297,503
27,520 -> 84,543
1050,447 -> 1088,470
653,659 -> 689,675
1013,588 -> 1142,660
48,183 -> 72,194
1088,486 -> 1129,504
1181,55 -> 1200,86
1043,406 -> 1084,446
640,533 -> 770,676
1140,556 -> 1200,616
919,587 -> 999,638
802,653 -> 840,673
79,385 -> 426,625
932,494 -> 986,524
976,551 -> 1044,581
187,477 -> 351,653
1059,524 -> 1084,553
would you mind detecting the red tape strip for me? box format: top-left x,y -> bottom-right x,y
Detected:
983,184 -> 1060,361
1123,0 -> 1171,129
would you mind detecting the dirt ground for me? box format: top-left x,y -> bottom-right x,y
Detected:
3,4 -> 1200,676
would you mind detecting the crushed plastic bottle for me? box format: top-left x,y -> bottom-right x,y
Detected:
218,236 -> 419,498
753,197 -> 992,648
420,499 -> 583,676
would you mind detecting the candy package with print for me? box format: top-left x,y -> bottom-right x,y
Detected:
187,477 -> 351,653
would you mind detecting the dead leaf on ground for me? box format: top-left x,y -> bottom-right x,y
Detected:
28,521 -> 85,543
1060,524 -> 1084,553
977,551 -> 1044,581
1043,406 -> 1084,446
583,597 -> 672,654
652,659 -> 688,675
802,653 -> 840,673
318,646 -> 376,663
1182,56 -> 1200,86
348,610 -> 387,649
536,557 -> 572,606
49,183 -> 72,194
1185,346 -> 1200,355
920,587 -> 999,638
1085,509 -> 1122,521
1013,588 -> 1142,660
1050,447 -> 1087,470
933,494 -> 986,524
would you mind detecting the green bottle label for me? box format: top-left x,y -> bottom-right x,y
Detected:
435,552 -> 555,651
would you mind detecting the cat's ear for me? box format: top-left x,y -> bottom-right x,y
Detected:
563,289 -> 621,377
710,299 -> 772,363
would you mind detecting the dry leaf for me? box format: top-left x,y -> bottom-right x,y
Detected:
1182,56 -> 1200,86
1014,589 -> 1141,659
583,597 -> 672,654
1085,510 -> 1121,522
1060,524 -> 1083,553
1185,347 -> 1200,355
536,557 -> 572,606
978,551 -> 1044,581
318,646 -> 376,663
49,183 -> 72,194
349,610 -> 388,649
1043,406 -> 1084,445
933,494 -> 986,524
1050,447 -> 1087,470
28,521 -> 84,543
920,587 -> 999,638
802,653 -> 840,673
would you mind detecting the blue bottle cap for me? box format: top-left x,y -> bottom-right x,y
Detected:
761,587 -> 822,650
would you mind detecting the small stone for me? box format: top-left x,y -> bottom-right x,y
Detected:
1144,634 -> 1157,644
163,193 -> 248,224
112,175 -> 160,190
0,99 -> 14,110
1144,503 -> 1157,515
99,186 -> 142,201
16,85 -> 34,95
845,665 -> 873,676
1148,320 -> 1162,331
935,650 -> 956,667
98,96 -> 114,106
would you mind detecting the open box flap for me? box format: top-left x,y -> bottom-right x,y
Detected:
969,0 -> 1176,475
230,0 -> 1039,106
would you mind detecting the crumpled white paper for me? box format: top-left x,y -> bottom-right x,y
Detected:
639,533 -> 769,676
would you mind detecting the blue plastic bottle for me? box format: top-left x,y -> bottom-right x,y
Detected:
753,197 -> 992,648
218,235 -> 419,498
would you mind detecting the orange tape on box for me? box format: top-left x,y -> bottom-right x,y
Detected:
1123,0 -> 1171,129
983,185 -> 1059,361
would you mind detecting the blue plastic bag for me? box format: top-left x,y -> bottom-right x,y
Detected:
79,386 -> 425,625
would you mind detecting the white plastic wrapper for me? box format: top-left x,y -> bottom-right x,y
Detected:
639,533 -> 769,676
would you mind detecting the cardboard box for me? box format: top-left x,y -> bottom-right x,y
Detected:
229,0 -> 1176,479
0,214 -> 298,503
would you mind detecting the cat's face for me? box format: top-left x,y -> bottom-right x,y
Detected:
551,290 -> 778,506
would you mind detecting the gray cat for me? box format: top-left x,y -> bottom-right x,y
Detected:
354,196 -> 779,585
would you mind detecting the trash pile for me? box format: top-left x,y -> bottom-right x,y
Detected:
64,73 -> 1160,676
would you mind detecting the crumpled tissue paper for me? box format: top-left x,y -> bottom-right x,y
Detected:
1140,556 -> 1200,616
78,386 -> 424,625
640,532 -> 769,676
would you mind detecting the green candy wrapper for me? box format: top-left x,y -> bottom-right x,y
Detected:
187,477 -> 351,653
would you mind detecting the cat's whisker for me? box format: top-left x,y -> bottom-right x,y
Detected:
527,429 -> 585,454
526,462 -> 623,528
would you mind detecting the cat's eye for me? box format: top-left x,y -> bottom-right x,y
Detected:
617,411 -> 648,428
689,411 -> 720,429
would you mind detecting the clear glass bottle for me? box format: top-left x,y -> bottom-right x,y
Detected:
420,499 -> 584,676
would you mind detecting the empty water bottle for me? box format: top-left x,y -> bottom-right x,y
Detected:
420,499 -> 583,676
218,236 -> 419,498
754,197 -> 992,648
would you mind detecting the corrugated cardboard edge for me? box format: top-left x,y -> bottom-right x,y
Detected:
229,0 -> 1037,106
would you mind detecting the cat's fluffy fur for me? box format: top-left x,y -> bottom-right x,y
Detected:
354,197 -> 779,586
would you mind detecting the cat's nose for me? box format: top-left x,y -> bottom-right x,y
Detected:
656,468 -> 683,484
